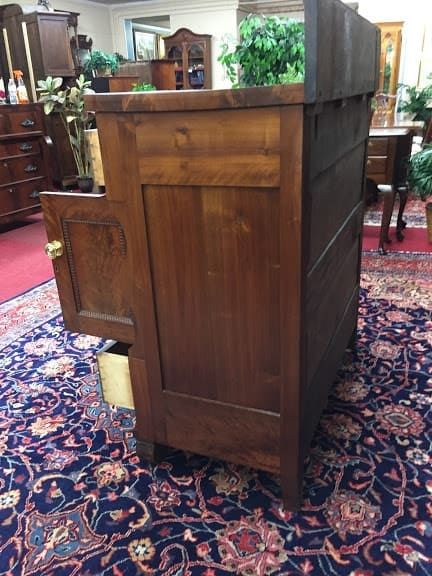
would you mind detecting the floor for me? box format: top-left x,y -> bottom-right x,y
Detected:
0,213 -> 53,303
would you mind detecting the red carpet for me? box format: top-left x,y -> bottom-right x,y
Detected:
362,223 -> 432,253
0,213 -> 54,303
363,195 -> 432,253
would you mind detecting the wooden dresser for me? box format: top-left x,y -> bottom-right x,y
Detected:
41,0 -> 378,509
0,104 -> 52,224
367,133 -> 398,185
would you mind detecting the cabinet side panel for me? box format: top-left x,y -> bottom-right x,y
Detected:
302,97 -> 369,451
304,0 -> 379,102
144,184 -> 280,413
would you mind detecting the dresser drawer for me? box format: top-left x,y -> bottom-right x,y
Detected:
0,156 -> 44,184
0,179 -> 46,215
0,139 -> 41,159
366,156 -> 387,175
368,138 -> 388,155
9,110 -> 44,135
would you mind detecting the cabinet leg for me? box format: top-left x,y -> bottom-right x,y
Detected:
136,438 -> 174,464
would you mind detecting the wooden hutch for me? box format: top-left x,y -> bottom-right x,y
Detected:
164,28 -> 212,89
41,0 -> 379,509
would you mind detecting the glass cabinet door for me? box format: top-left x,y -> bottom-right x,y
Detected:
167,46 -> 184,89
187,43 -> 205,89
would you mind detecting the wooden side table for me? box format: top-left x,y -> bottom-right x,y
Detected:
367,127 -> 412,254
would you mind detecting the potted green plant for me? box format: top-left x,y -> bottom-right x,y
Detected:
83,49 -> 120,78
218,14 -> 305,87
407,144 -> 432,242
131,82 -> 157,92
37,75 -> 96,192
397,83 -> 432,123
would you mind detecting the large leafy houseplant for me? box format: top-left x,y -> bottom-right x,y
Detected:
218,14 -> 305,87
37,75 -> 95,179
407,144 -> 432,241
407,145 -> 432,201
397,83 -> 432,123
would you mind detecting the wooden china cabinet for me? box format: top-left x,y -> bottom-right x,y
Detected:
164,28 -> 212,90
40,0 -> 378,509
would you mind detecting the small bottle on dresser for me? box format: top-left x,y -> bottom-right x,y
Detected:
0,78 -> 6,103
8,78 -> 18,104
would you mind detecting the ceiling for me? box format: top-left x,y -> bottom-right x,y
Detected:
89,0 -> 146,4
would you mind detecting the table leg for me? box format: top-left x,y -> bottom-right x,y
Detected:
396,187 -> 408,242
378,186 -> 396,255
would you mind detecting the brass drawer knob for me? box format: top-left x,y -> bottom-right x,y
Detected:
44,240 -> 63,260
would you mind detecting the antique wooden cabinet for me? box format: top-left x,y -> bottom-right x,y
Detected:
41,0 -> 379,509
0,103 -> 53,224
164,28 -> 211,89
0,4 -> 75,97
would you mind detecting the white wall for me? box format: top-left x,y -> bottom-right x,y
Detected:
5,0 -> 114,52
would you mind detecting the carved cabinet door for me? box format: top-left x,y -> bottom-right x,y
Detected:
40,191 -> 135,344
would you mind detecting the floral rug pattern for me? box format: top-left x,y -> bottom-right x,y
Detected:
364,196 -> 427,228
0,255 -> 431,575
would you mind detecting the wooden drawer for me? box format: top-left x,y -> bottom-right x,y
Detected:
0,178 -> 46,215
0,155 -> 44,184
366,156 -> 387,175
96,341 -> 134,409
8,109 -> 44,135
0,139 -> 41,159
368,137 -> 388,155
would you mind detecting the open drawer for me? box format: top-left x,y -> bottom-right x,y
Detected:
96,341 -> 134,410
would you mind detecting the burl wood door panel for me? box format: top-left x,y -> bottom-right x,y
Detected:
40,192 -> 134,343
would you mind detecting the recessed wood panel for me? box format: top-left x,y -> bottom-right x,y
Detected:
144,184 -> 280,412
63,218 -> 131,322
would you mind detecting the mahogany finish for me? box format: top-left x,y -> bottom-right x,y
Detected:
41,0 -> 378,509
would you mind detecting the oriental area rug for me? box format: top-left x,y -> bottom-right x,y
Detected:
0,252 -> 431,575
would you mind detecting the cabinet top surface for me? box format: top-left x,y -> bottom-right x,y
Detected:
85,84 -> 306,113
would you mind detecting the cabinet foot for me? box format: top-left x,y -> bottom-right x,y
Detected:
136,438 -> 174,464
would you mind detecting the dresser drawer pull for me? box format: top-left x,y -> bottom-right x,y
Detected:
20,143 -> 33,152
20,118 -> 35,128
29,189 -> 40,199
8,187 -> 14,194
24,163 -> 38,173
